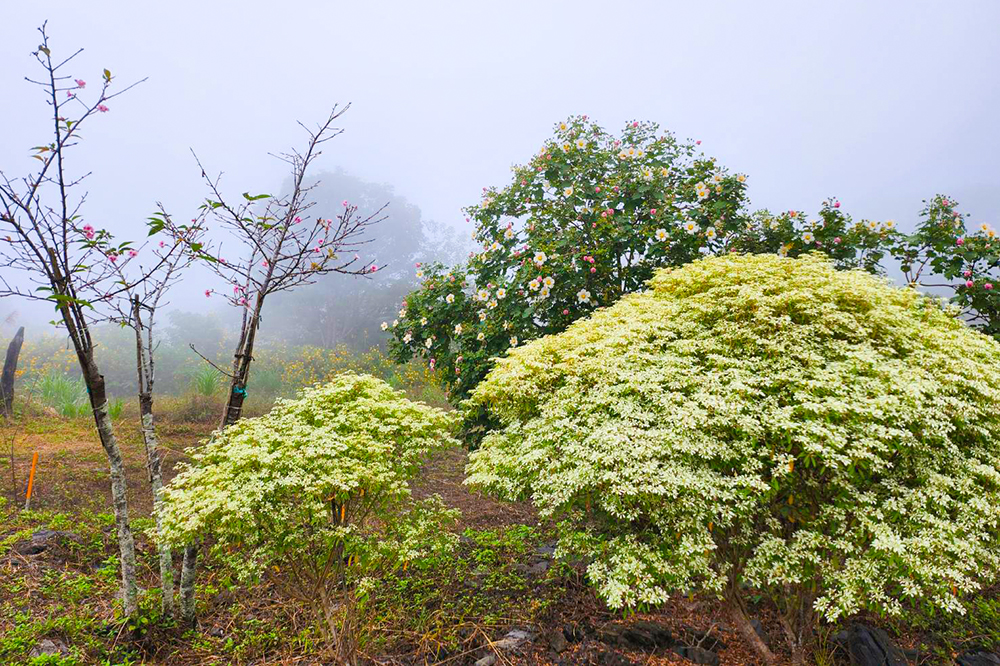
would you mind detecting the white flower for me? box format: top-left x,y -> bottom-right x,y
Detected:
399,308 -> 407,318
736,174 -> 747,183
655,229 -> 668,242
660,167 -> 670,177
454,324 -> 463,335
867,220 -> 879,231
575,138 -> 587,149
504,228 -> 515,240
642,168 -> 653,181
802,231 -> 814,244
627,147 -> 637,158
562,142 -> 572,152
488,299 -> 498,309
392,319 -> 398,328
528,279 -> 541,291
563,186 -> 574,197
539,287 -> 550,298
712,173 -> 723,183
479,310 -> 487,321
559,121 -> 568,131
477,288 -> 490,301
684,221 -> 698,234
420,317 -> 428,326
534,251 -> 547,266
497,288 -> 507,299
446,294 -> 455,304
380,322 -> 388,331
695,182 -> 710,200
705,228 -> 717,240
542,276 -> 555,289
477,332 -> 485,341
424,337 -> 434,349
415,270 -> 423,278
490,242 -> 500,251
510,336 -> 518,346
577,289 -> 591,304
403,332 -> 412,343
618,150 -> 629,159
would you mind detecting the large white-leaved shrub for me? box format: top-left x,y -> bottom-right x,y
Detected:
160,374 -> 459,659
464,253 -> 1000,664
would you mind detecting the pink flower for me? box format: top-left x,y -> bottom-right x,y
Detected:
964,270 -> 972,278
833,237 -> 842,244
75,79 -> 86,88
590,267 -> 596,273
159,241 -> 165,248
97,104 -> 109,113
595,186 -> 601,193
563,309 -> 569,315
108,254 -> 118,263
294,216 -> 302,223
632,121 -> 639,128
957,238 -> 965,246
370,265 -> 378,272
986,283 -> 994,290
205,290 -> 211,297
66,91 -> 75,98
429,358 -> 436,370
128,250 -> 138,258
82,224 -> 95,240
966,280 -> 974,288
696,140 -> 701,145
833,201 -> 840,209
650,209 -> 657,215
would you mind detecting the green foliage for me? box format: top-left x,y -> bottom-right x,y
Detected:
159,373 -> 461,647
386,117 -> 905,416
189,366 -> 221,397
36,373 -> 88,418
465,253 -> 1000,644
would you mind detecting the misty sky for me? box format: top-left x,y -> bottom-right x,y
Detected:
2,0 -> 999,328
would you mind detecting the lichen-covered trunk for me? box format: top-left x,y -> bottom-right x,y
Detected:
179,542 -> 198,625
140,395 -> 174,616
92,393 -> 138,616
220,306 -> 261,429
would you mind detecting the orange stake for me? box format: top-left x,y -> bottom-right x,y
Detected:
24,451 -> 38,510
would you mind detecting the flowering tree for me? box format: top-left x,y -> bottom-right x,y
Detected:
0,25 -> 149,615
465,253 -> 1000,665
189,106 -> 386,429
899,194 -> 1000,336
159,374 -> 459,662
385,117 -> 903,432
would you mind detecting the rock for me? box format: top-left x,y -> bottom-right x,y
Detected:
630,620 -> 674,647
13,529 -> 82,556
528,560 -> 550,575
474,655 -> 497,666
958,651 -> 1000,666
673,645 -> 720,666
29,638 -> 69,657
493,629 -> 533,650
534,543 -> 556,558
749,617 -> 770,648
844,623 -> 907,666
547,627 -> 568,653
679,624 -> 726,652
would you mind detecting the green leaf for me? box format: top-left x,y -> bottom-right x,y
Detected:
103,68 -> 112,82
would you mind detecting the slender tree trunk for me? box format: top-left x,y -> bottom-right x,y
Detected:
1,326 -> 24,417
140,394 -> 174,616
91,386 -> 138,616
179,542 -> 198,625
221,300 -> 263,428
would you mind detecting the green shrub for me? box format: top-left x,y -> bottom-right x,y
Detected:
190,365 -> 221,397
159,373 -> 460,659
465,253 -> 1000,664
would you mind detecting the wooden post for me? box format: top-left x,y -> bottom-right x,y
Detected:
1,326 -> 25,417
24,451 -> 38,510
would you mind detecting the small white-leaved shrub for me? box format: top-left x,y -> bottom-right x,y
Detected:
160,374 -> 459,658
464,253 -> 1000,664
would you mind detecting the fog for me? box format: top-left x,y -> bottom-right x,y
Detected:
2,0 -> 999,336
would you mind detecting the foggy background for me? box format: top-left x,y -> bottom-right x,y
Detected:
2,0 -> 999,348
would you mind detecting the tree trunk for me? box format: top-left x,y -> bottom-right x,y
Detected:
729,598 -> 778,664
92,391 -> 138,616
1,326 -> 24,417
179,541 -> 198,626
140,394 -> 174,616
221,303 -> 262,428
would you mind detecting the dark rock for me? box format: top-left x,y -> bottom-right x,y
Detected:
13,529 -> 81,556
629,620 -> 674,647
29,638 -> 69,657
534,543 -> 556,558
547,627 -> 568,653
679,624 -> 726,652
528,560 -> 550,575
749,617 -> 770,649
957,650 -> 1000,666
673,645 -> 720,665
844,623 -> 907,666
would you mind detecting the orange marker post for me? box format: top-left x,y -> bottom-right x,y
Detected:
24,451 -> 38,510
